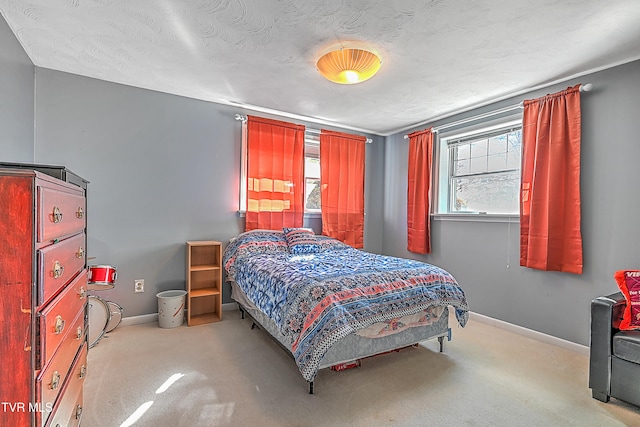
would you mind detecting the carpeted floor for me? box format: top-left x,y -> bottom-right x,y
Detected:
83,309 -> 640,427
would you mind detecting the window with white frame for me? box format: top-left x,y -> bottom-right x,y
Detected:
436,117 -> 522,215
304,134 -> 321,211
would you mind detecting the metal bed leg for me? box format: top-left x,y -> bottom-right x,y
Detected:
438,328 -> 452,352
308,381 -> 314,394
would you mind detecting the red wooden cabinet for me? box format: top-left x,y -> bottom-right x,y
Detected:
0,167 -> 89,426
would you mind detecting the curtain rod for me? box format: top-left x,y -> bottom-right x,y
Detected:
403,83 -> 593,139
235,114 -> 372,143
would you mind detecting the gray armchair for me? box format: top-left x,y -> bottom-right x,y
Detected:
589,292 -> 640,406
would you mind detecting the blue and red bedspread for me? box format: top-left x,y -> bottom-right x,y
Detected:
223,230 -> 469,382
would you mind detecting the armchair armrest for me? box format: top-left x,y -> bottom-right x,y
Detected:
589,292 -> 625,401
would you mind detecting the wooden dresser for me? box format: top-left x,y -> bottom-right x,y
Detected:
0,166 -> 89,426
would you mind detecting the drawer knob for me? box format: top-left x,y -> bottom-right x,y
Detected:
75,404 -> 83,420
76,326 -> 83,339
79,364 -> 87,379
76,246 -> 85,259
78,286 -> 86,300
50,371 -> 60,390
52,261 -> 64,279
52,206 -> 63,223
53,315 -> 65,335
76,207 -> 84,219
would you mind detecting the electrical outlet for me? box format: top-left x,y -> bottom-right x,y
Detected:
134,279 -> 144,293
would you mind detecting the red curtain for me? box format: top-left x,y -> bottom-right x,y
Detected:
320,130 -> 366,248
407,128 -> 433,254
520,85 -> 583,274
246,115 -> 305,231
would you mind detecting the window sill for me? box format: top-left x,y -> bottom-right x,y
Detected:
432,213 -> 520,223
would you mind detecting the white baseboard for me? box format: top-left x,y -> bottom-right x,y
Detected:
120,313 -> 158,328
119,303 -> 238,328
469,312 -> 590,357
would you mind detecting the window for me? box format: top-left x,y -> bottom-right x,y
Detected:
304,134 -> 321,211
436,117 -> 522,215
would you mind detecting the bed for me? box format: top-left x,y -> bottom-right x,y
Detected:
222,229 -> 469,393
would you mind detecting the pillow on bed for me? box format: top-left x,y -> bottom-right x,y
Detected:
315,235 -> 351,252
283,227 -> 321,254
614,270 -> 640,330
223,229 -> 288,279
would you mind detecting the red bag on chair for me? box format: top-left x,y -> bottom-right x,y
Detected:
614,270 -> 640,330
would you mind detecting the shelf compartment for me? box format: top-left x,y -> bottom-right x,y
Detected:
188,294 -> 220,326
187,241 -> 221,269
189,269 -> 220,290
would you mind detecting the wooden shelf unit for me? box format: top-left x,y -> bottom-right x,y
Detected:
186,241 -> 222,325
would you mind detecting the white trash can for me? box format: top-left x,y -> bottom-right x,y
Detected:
156,290 -> 187,328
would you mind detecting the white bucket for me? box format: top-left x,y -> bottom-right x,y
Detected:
156,290 -> 187,328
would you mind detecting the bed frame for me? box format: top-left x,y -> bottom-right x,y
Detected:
231,281 -> 451,394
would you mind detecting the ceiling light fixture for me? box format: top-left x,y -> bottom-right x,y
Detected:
316,48 -> 382,84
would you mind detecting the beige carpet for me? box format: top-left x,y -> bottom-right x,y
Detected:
83,309 -> 640,427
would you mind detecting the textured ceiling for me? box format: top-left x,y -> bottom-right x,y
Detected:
2,0 -> 640,135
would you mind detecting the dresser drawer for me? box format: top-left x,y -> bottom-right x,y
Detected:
36,310 -> 86,426
44,343 -> 87,427
38,233 -> 87,305
40,300 -> 87,369
37,184 -> 86,243
38,271 -> 87,367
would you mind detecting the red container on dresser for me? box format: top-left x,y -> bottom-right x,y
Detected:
0,165 -> 89,427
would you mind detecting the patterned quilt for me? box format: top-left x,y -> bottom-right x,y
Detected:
223,229 -> 469,382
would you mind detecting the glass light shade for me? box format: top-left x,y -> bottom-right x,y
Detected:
316,48 -> 381,84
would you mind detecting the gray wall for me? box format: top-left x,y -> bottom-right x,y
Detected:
33,68 -> 384,318
382,59 -> 640,346
0,13 -> 34,161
